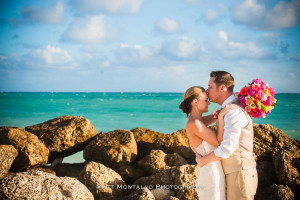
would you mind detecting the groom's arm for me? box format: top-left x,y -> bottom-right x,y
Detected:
196,108 -> 248,167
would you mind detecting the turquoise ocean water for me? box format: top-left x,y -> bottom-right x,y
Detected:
0,92 -> 299,163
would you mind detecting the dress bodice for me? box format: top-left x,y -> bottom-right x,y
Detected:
195,140 -> 216,156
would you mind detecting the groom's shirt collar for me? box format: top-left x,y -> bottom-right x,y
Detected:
221,94 -> 236,108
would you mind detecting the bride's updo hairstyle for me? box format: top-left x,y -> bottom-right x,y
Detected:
179,86 -> 206,117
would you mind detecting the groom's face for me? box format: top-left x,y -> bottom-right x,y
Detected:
207,77 -> 220,103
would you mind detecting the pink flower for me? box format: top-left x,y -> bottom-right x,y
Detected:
212,109 -> 220,119
268,87 -> 275,96
252,78 -> 264,86
234,92 -> 239,98
265,96 -> 274,106
257,90 -> 266,101
252,83 -> 260,91
245,98 -> 252,105
254,110 -> 262,118
245,106 -> 252,113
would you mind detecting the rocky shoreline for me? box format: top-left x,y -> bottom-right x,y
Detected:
0,115 -> 299,200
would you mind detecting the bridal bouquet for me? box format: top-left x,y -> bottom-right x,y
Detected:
235,78 -> 277,118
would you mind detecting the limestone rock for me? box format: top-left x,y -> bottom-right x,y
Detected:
137,150 -> 188,175
165,152 -> 189,167
0,126 -> 49,171
273,145 -> 300,196
119,188 -> 155,200
54,162 -> 86,178
25,165 -> 56,175
256,161 -> 278,190
25,115 -> 97,163
0,170 -> 94,200
131,128 -> 195,163
78,161 -> 127,199
134,164 -> 200,200
162,197 -> 180,200
253,124 -> 299,163
255,184 -> 294,200
0,145 -> 18,178
84,130 -> 137,169
151,188 -> 175,200
115,165 -> 144,184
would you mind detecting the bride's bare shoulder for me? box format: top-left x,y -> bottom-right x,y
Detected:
186,117 -> 205,131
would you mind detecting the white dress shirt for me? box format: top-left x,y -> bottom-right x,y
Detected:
214,95 -> 249,159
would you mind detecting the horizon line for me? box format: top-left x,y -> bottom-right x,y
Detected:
0,91 -> 299,94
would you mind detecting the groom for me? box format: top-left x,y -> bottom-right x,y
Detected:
196,71 -> 258,200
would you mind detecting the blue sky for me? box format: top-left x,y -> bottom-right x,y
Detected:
0,0 -> 300,92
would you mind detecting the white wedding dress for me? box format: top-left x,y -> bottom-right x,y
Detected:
195,140 -> 226,200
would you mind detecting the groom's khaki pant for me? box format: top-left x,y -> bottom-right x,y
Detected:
226,168 -> 258,200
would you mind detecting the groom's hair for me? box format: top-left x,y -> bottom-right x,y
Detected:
210,71 -> 234,93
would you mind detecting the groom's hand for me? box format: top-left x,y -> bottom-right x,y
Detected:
196,153 -> 205,167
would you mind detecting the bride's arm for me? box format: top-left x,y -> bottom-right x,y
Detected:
202,114 -> 216,126
186,120 -> 220,147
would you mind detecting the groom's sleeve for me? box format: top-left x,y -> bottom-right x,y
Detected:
214,108 -> 248,159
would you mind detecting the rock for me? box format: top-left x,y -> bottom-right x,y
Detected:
137,150 -> 188,175
151,188 -> 175,200
115,165 -> 144,184
25,115 -> 98,163
256,161 -> 278,190
131,128 -> 195,163
255,184 -> 294,200
138,150 -> 168,175
0,126 -> 49,171
84,130 -> 137,169
273,145 -> 300,196
0,170 -> 94,200
0,145 -> 18,178
253,124 -> 299,163
25,165 -> 56,175
134,164 -> 200,200
162,197 -> 180,200
119,188 -> 155,200
78,161 -> 127,199
165,152 -> 189,167
54,162 -> 86,178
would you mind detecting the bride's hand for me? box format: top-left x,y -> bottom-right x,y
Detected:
219,104 -> 238,119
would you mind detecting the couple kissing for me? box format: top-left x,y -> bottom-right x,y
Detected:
179,71 -> 258,200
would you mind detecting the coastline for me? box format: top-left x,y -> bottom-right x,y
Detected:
0,115 -> 299,199
1,92 -> 299,141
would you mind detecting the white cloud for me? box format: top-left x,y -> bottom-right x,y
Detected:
231,0 -> 300,30
185,0 -> 206,4
218,31 -> 228,41
79,45 -> 111,69
204,10 -> 221,24
160,36 -> 204,60
29,45 -> 72,66
154,18 -> 180,34
115,43 -> 154,66
69,0 -> 144,14
62,15 -> 118,44
21,1 -> 64,24
212,31 -> 273,60
169,65 -> 185,75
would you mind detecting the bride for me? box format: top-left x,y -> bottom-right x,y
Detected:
179,86 -> 233,200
